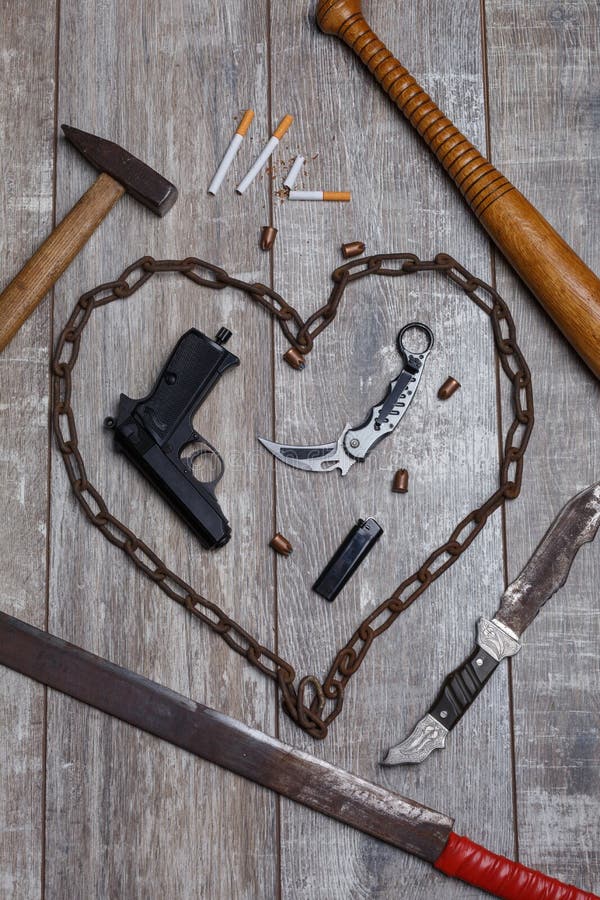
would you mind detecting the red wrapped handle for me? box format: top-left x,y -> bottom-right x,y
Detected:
435,833 -> 599,900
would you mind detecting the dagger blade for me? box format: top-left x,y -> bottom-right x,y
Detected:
496,480 -> 600,636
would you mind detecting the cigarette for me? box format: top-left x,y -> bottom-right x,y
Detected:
283,155 -> 305,190
208,109 -> 255,195
288,191 -> 352,202
237,115 -> 294,195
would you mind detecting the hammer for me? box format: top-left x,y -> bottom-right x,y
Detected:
0,126 -> 177,352
317,0 -> 600,379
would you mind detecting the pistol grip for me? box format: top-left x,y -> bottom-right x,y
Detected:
134,329 -> 239,449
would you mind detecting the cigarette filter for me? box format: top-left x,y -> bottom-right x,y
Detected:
208,109 -> 254,195
237,115 -> 294,195
283,155 -> 305,190
289,191 -> 351,202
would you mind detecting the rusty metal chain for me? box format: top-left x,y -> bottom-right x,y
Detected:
52,252 -> 533,740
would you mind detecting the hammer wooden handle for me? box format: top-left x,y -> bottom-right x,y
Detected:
317,0 -> 600,378
0,172 -> 125,352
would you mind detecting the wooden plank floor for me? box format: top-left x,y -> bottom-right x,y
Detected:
0,1 -> 598,897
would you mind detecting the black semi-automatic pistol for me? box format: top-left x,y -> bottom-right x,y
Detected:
107,327 -> 239,550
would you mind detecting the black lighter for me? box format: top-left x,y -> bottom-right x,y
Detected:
313,517 -> 384,602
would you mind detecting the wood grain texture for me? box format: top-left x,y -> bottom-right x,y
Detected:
486,0 -> 600,893
271,2 -> 512,897
0,0 -> 599,898
45,1 -> 277,898
0,2 -> 57,897
0,173 -> 125,353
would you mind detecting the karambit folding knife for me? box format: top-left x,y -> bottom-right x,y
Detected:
259,322 -> 434,475
383,479 -> 600,765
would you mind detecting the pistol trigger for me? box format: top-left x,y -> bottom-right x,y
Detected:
181,439 -> 204,474
207,447 -> 225,488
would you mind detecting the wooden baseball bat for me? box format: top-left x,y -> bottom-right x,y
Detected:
317,0 -> 600,378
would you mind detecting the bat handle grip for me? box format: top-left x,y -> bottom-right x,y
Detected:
317,0 -> 600,378
318,2 -> 512,212
435,833 -> 599,900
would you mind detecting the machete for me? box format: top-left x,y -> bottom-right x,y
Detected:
0,611 -> 597,898
385,480 -> 600,765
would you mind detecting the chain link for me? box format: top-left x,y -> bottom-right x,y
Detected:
52,253 -> 533,740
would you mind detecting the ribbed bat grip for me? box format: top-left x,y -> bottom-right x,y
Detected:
323,9 -> 513,215
435,833 -> 599,900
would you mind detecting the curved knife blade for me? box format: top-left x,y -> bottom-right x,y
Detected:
258,427 -> 355,475
384,479 -> 600,765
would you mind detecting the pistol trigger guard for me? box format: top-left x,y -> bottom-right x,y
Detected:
183,436 -> 225,490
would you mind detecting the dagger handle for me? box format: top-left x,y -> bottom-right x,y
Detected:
429,646 -> 499,731
383,618 -> 522,764
435,832 -> 599,900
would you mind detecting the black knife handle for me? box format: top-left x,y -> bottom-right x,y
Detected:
429,647 -> 499,731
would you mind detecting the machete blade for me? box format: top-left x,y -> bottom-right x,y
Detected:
0,610 -> 453,863
496,480 -> 600,637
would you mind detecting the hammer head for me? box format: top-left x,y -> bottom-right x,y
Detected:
62,125 -> 178,217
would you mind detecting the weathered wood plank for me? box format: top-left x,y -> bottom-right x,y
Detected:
271,2 -> 513,897
0,2 -> 57,897
45,1 -> 278,897
3,1 -> 599,897
486,0 -> 600,893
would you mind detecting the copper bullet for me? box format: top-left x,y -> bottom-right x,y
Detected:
260,225 -> 278,251
392,469 -> 409,493
342,241 -> 366,259
283,347 -> 306,370
270,533 -> 293,556
438,376 -> 461,401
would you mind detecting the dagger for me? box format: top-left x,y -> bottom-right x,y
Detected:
259,322 -> 433,475
384,480 -> 600,765
0,611 -> 597,899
